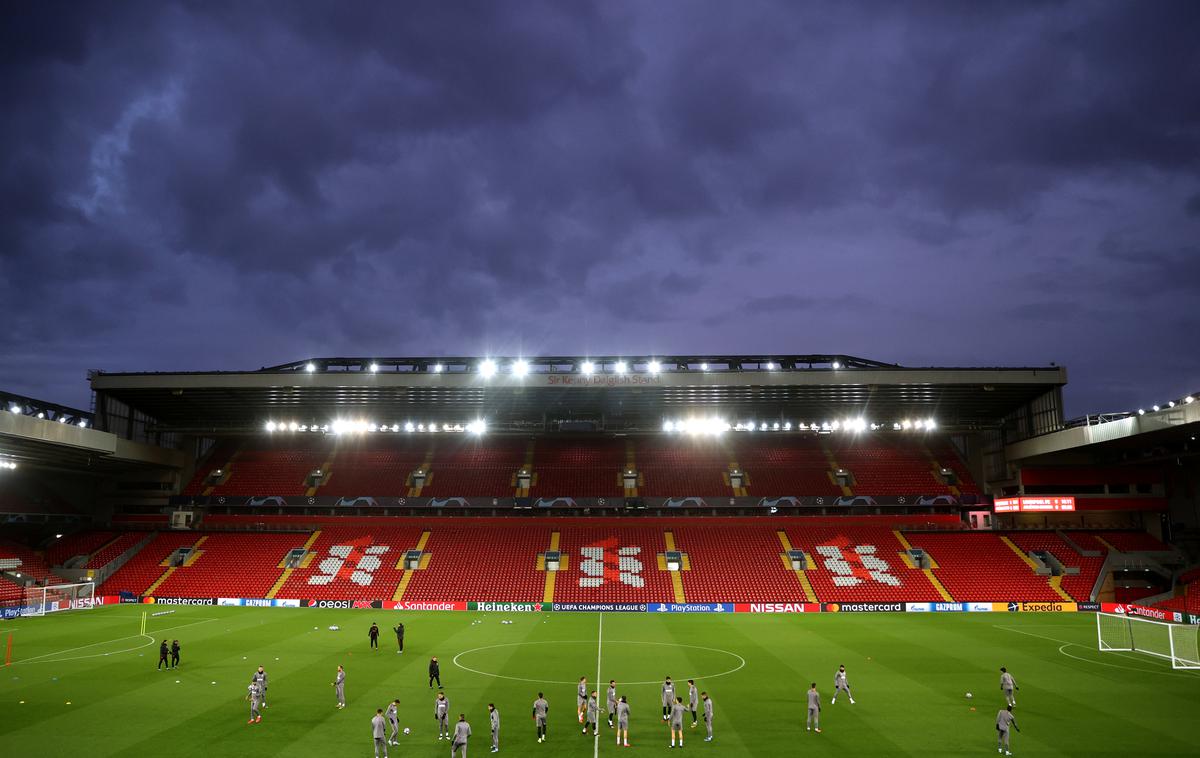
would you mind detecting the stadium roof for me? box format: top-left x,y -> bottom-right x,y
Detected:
90,355 -> 1067,434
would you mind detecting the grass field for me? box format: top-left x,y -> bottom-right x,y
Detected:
2,606 -> 1198,757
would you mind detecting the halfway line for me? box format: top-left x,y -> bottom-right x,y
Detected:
594,612 -> 603,758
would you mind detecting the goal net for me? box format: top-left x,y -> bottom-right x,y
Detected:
20,582 -> 96,617
1097,611 -> 1200,670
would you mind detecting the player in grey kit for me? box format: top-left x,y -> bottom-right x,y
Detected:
576,676 -> 588,723
372,708 -> 389,758
606,680 -> 618,728
488,703 -> 500,753
687,680 -> 699,728
332,665 -> 346,709
661,677 -> 676,721
435,692 -> 451,739
1000,667 -> 1018,707
832,665 -> 854,705
386,699 -> 401,745
252,666 -> 269,708
996,704 -> 1020,755
583,690 -> 599,736
669,697 -> 687,748
806,683 -> 821,733
701,692 -> 713,742
451,713 -> 471,758
246,681 -> 263,724
532,692 -> 549,743
615,696 -> 631,747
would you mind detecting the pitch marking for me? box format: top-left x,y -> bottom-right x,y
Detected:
452,639 -> 746,686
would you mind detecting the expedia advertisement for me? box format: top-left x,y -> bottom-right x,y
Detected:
822,602 -> 904,613
1011,602 -> 1078,613
468,602 -> 551,612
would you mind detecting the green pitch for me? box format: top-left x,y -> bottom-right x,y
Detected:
2,607 -> 1198,757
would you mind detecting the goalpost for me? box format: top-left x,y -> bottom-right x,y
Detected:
20,582 -> 96,617
1097,611 -> 1200,670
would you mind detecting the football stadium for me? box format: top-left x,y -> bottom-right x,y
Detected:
1,355 -> 1198,757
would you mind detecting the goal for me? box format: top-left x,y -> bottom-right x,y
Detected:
1096,611 -> 1200,669
20,582 -> 96,617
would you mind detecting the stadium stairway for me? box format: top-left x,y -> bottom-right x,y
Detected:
266,530 -> 323,598
153,532 -> 312,599
272,525 -> 425,601
1004,531 -> 1105,602
97,532 -> 202,597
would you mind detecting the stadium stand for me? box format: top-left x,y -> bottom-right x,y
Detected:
635,438 -> 734,497
901,531 -> 1066,602
45,531 -> 116,566
181,440 -> 242,495
400,520 -> 548,602
736,437 -> 841,496
553,524 -> 676,603
0,540 -> 70,584
151,532 -> 309,599
273,525 -> 425,601
84,532 -> 148,569
1080,531 -> 1171,552
529,438 -> 626,497
673,521 -> 812,602
787,526 -> 946,602
1003,531 -> 1105,602
207,439 -> 326,497
97,532 -> 203,596
832,439 -> 948,496
317,439 -> 429,496
419,438 -> 526,497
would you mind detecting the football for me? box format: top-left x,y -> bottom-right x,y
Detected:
403,728 -> 410,735
966,692 -> 973,699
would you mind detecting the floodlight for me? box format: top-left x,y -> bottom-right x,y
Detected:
1152,405 -> 1160,412
305,362 -> 316,372
512,360 -> 529,377
369,363 -> 378,373
78,420 -> 87,428
58,417 -> 66,423
647,360 -> 662,374
55,534 -> 63,539
700,363 -> 709,371
1137,409 -> 1145,415
832,361 -> 841,369
783,422 -> 791,431
287,421 -> 298,432
580,360 -> 595,375
831,420 -> 841,430
1168,401 -> 1176,408
925,419 -> 936,430
479,359 -> 498,378
614,361 -> 628,375
298,424 -> 308,432
901,419 -> 912,430
760,422 -> 768,431
367,423 -> 377,433
663,420 -> 675,432
432,363 -> 445,373
37,412 -> 45,419
417,423 -> 426,432
765,362 -> 776,370
772,422 -> 780,430
391,424 -> 400,432
467,419 -> 487,435
8,405 -> 20,413
1186,396 -> 1195,404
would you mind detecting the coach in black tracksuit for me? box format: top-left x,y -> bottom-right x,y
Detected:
394,622 -> 404,653
157,640 -> 169,670
170,639 -> 180,668
429,656 -> 442,688
369,622 -> 380,650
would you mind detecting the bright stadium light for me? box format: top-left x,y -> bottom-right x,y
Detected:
36,412 -> 45,419
391,424 -> 400,432
1137,409 -> 1145,415
467,419 -> 487,435
925,418 -> 936,430
765,362 -> 776,370
479,359 -> 498,378
614,361 -> 628,375
830,420 -> 841,431
298,424 -> 308,432
8,404 -> 20,413
772,422 -> 780,430
700,362 -> 709,371
404,421 -> 415,432
305,362 -> 316,372
1168,401 -> 1176,408
1187,396 -> 1195,404
580,360 -> 595,375
432,363 -> 445,373
647,360 -> 662,374
369,363 -> 379,373
663,420 -> 675,432
832,361 -> 841,369
367,423 -> 378,433
1152,405 -> 1160,412
512,360 -> 529,377
288,421 -> 299,432
78,420 -> 87,428
783,422 -> 791,431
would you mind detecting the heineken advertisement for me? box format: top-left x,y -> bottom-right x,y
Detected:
468,601 -> 553,612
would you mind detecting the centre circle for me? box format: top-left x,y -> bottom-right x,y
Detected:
452,640 -> 746,686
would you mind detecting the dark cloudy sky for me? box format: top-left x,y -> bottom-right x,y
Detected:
2,0 -> 1198,417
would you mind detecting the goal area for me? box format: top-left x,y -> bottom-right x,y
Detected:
19,582 -> 96,617
1096,611 -> 1200,670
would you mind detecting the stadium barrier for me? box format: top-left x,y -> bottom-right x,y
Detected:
172,494 -> 973,509
109,596 -> 1200,619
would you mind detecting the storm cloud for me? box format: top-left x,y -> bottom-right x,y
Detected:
2,0 -> 1198,416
